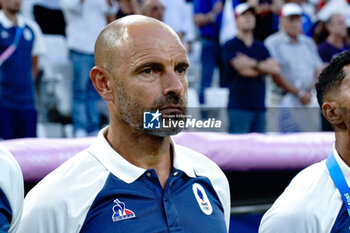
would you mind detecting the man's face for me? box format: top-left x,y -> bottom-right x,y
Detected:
337,66 -> 350,128
236,10 -> 256,32
328,15 -> 347,38
282,15 -> 302,38
109,23 -> 189,137
1,0 -> 22,14
143,0 -> 164,21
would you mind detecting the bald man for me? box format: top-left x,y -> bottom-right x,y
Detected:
17,15 -> 230,233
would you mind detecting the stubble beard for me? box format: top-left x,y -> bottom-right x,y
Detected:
116,83 -> 187,137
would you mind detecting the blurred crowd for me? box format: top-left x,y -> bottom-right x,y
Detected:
0,0 -> 349,140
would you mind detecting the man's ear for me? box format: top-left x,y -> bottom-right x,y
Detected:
322,101 -> 343,125
90,66 -> 114,101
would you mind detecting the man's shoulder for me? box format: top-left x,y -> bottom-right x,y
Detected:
176,144 -> 225,178
265,32 -> 284,44
318,41 -> 330,50
20,147 -> 110,233
0,146 -> 22,180
259,160 -> 341,233
24,148 -> 108,207
298,34 -> 316,46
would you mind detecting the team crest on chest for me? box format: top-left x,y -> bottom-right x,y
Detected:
1,30 -> 9,39
112,199 -> 136,222
192,183 -> 213,215
23,28 -> 32,41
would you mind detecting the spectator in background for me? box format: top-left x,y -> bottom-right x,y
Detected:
142,0 -> 164,21
161,0 -> 189,42
223,3 -> 280,133
0,146 -> 24,233
285,0 -> 314,36
60,0 -> 117,137
265,3 -> 324,132
318,13 -> 350,63
193,0 -> 224,104
116,0 -> 141,19
318,13 -> 349,131
0,0 -> 45,140
33,0 -> 66,36
249,0 -> 281,41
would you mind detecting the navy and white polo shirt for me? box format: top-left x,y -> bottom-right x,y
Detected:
0,11 -> 44,109
0,146 -> 24,233
18,127 -> 231,233
259,146 -> 350,233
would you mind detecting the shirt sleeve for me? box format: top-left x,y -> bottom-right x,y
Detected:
259,206 -> 319,233
26,19 -> 45,56
264,36 -> 280,62
0,146 -> 24,233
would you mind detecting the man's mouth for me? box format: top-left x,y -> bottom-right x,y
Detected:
159,105 -> 184,114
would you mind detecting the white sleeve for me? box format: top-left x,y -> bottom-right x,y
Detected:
0,146 -> 24,233
26,19 -> 45,56
259,206 -> 319,233
17,151 -> 109,233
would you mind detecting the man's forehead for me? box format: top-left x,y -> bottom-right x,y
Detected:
127,21 -> 178,42
123,22 -> 185,54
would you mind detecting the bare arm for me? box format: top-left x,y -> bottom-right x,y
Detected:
257,58 -> 280,76
231,53 -> 259,78
32,56 -> 39,81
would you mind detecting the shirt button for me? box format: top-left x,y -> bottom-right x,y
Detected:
173,171 -> 179,176
146,172 -> 151,178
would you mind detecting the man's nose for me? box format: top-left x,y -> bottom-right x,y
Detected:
162,69 -> 185,96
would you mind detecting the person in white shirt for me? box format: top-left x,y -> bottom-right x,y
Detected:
259,50 -> 350,232
0,146 -> 24,233
60,0 -> 117,137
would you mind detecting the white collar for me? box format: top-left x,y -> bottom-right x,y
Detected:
332,144 -> 350,184
0,10 -> 25,28
89,126 -> 195,184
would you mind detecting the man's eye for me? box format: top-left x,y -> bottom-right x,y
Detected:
176,67 -> 187,75
142,68 -> 153,75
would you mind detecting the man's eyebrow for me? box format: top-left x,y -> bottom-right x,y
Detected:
133,62 -> 164,73
175,62 -> 189,69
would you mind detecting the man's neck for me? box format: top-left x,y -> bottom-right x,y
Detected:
3,10 -> 18,26
106,120 -> 173,189
335,130 -> 350,167
327,34 -> 344,49
237,30 -> 254,47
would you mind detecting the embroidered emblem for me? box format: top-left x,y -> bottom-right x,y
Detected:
192,183 -> 213,215
112,199 -> 136,222
23,28 -> 32,41
1,30 -> 9,39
